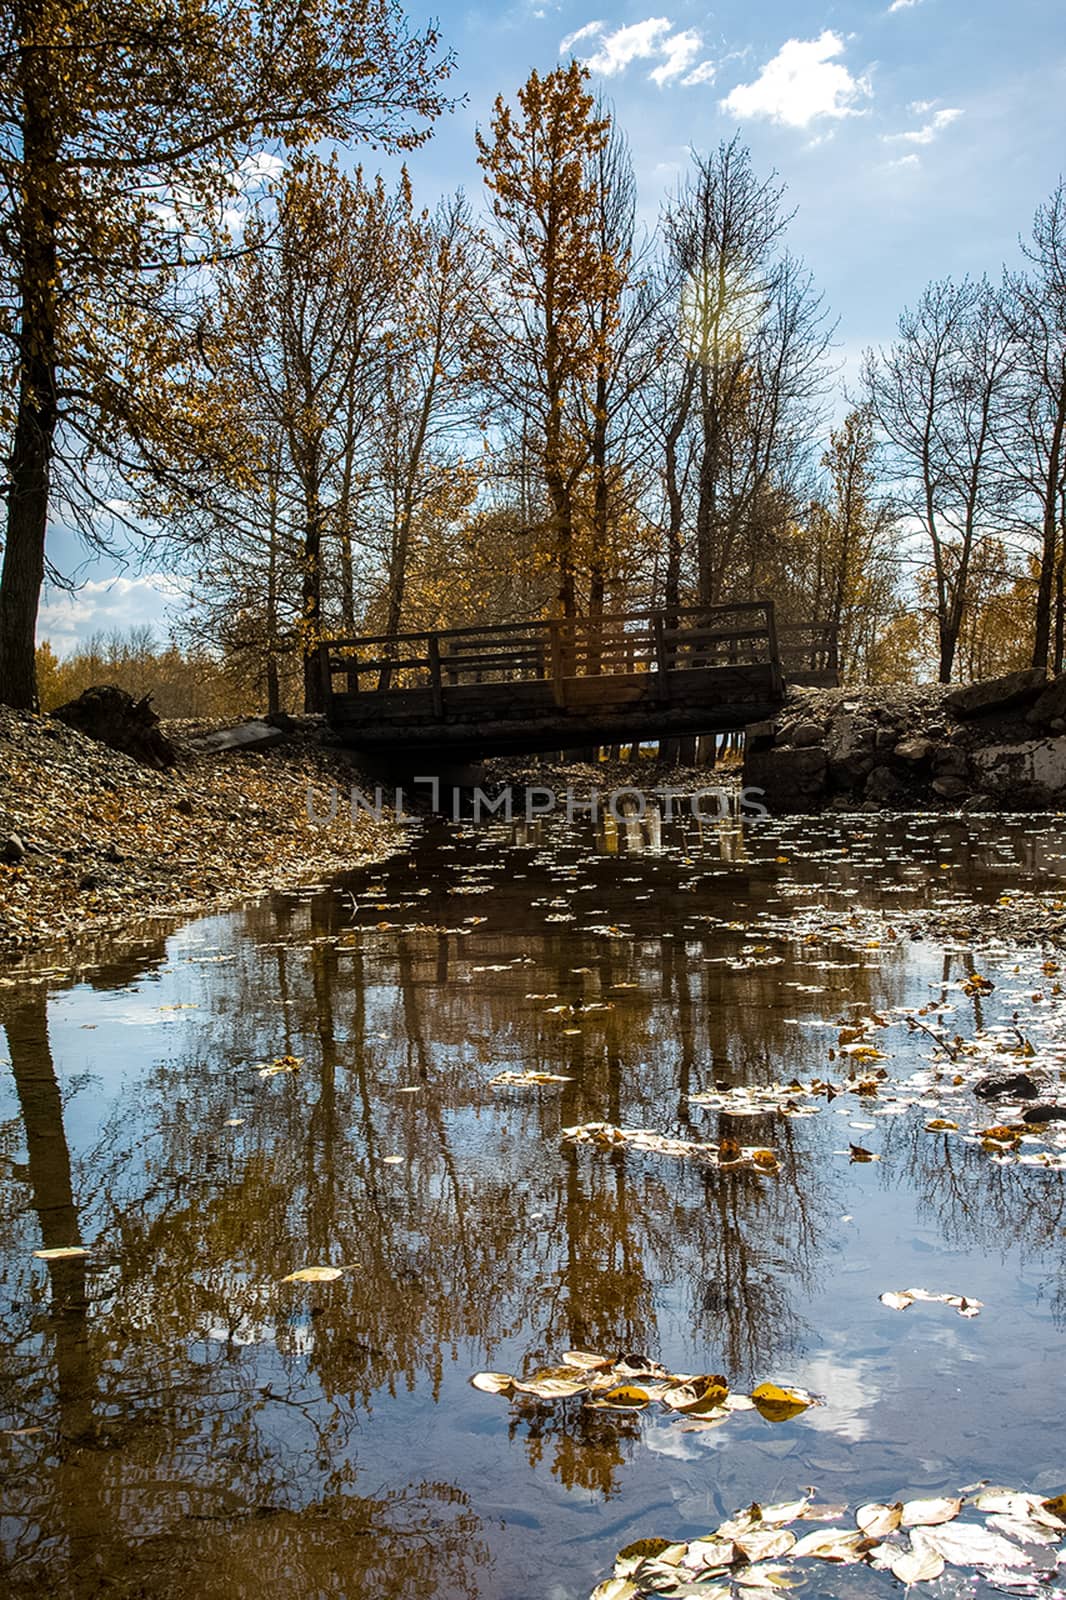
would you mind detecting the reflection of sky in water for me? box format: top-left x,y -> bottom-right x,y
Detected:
1,814 -> 1065,1599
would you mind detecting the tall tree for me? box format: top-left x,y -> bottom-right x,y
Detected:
1002,184 -> 1066,672
864,277 -> 1014,682
476,61 -> 618,618
0,0 -> 454,708
659,136 -> 830,606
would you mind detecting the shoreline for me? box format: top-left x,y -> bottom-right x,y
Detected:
5,705 -> 1066,973
0,709 -> 404,970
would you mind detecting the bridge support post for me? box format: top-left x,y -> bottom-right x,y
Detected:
428,632 -> 444,719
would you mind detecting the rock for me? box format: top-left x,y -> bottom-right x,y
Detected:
960,793 -> 997,813
790,720 -> 824,748
1027,672 -> 1066,728
743,745 -> 828,814
827,714 -> 876,785
1,832 -> 25,863
972,737 -> 1066,804
974,1072 -> 1040,1101
1022,1104 -> 1066,1123
53,685 -> 176,769
933,744 -> 969,779
745,721 -> 777,749
189,719 -> 287,755
865,764 -> 905,803
945,668 -> 1046,720
894,736 -> 935,765
932,776 -> 969,800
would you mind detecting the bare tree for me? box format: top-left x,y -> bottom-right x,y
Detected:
864,276 -> 1014,681
1002,183 -> 1066,672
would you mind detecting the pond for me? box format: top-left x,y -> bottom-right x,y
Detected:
1,809 -> 1065,1599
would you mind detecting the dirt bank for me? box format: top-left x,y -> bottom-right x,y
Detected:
0,710 -> 400,966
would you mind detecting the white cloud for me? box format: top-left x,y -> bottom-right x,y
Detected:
720,30 -> 870,127
681,59 -> 717,87
39,574 -> 190,655
887,0 -> 924,11
884,106 -> 963,145
887,152 -> 921,169
649,27 -> 701,84
560,15 -> 717,86
589,17 -> 672,75
559,18 -> 606,52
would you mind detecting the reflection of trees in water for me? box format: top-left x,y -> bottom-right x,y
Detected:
883,1112 -> 1066,1325
0,984 -> 490,1600
3,811 -> 909,1574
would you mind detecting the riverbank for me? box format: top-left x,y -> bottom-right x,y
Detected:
0,708 -> 401,966
745,670 -> 1066,813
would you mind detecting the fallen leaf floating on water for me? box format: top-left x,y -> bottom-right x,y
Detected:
279,1265 -> 349,1284
880,1289 -> 983,1317
787,1528 -> 874,1564
901,1497 -> 963,1527
561,1122 -> 778,1173
890,1545 -> 946,1585
750,1382 -> 814,1422
662,1375 -> 729,1414
256,1054 -> 302,1078
469,1355 -> 820,1429
586,1476 -> 1064,1596
855,1502 -> 903,1537
33,1245 -> 88,1261
470,1372 -> 514,1395
848,1143 -> 879,1162
488,1069 -> 574,1086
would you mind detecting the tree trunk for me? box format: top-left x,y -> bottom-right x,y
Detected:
301,488 -> 325,714
0,36 -> 59,711
1032,392 -> 1066,673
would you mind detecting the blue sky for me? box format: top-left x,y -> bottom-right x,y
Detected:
40,0 -> 1066,653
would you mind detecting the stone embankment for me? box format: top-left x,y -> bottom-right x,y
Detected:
744,668 -> 1066,813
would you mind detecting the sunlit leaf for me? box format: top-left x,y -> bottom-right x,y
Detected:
901,1497 -> 962,1528
890,1544 -> 946,1584
587,1384 -> 652,1410
751,1382 -> 813,1422
662,1374 -> 729,1413
856,1502 -> 903,1537
910,1521 -> 1029,1568
470,1371 -> 515,1395
590,1580 -> 638,1600
789,1528 -> 872,1563
734,1528 -> 797,1563
33,1245 -> 88,1261
279,1265 -> 345,1284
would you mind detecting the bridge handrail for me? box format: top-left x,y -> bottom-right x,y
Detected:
317,600 -> 807,707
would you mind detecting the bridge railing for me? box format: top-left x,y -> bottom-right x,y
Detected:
777,620 -> 840,675
320,601 -> 783,708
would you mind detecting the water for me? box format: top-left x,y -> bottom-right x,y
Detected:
2,811 -> 1065,1598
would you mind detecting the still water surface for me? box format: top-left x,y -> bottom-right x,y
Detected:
2,811 -> 1065,1598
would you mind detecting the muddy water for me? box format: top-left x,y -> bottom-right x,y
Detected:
1,812 -> 1065,1599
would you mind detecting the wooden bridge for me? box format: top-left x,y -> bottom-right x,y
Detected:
320,601 -> 838,760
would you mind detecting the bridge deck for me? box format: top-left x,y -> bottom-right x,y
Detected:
321,603 -> 837,757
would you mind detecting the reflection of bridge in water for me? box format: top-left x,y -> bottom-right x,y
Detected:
321,601 -> 838,758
